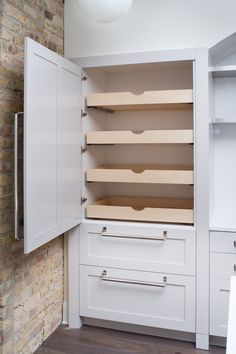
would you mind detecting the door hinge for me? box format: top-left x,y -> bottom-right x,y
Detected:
81,74 -> 87,81
81,146 -> 87,154
81,197 -> 87,205
81,110 -> 87,118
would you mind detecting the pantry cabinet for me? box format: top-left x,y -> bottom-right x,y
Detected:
23,38 -> 209,349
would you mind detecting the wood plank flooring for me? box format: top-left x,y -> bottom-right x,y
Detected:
35,325 -> 226,354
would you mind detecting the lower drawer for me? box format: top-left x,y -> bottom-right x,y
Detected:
210,278 -> 230,337
80,222 -> 195,275
80,265 -> 196,333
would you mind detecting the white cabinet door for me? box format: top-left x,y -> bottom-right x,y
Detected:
24,38 -> 82,253
57,66 -> 82,232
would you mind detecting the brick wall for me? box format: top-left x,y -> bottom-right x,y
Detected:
0,1 -> 64,353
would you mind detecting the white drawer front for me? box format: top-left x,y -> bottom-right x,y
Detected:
80,223 -> 196,275
211,253 -> 236,279
210,231 -> 236,254
210,278 -> 230,337
80,266 -> 195,333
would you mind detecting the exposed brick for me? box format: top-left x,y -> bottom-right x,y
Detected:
0,1 -> 64,353
44,9 -> 53,21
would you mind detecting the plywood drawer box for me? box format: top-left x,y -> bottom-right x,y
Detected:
80,265 -> 195,333
210,253 -> 236,279
86,197 -> 194,224
210,278 -> 230,337
210,231 -> 236,254
86,89 -> 193,111
80,222 -> 196,275
86,129 -> 194,145
86,165 -> 194,185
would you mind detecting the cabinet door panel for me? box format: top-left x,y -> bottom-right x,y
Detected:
24,38 -> 81,253
57,67 -> 82,230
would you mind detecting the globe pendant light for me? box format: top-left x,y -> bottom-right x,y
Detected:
78,0 -> 133,23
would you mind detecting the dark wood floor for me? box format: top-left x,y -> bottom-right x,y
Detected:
35,325 -> 226,354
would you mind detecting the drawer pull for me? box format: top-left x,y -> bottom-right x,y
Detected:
101,270 -> 167,288
234,264 -> 236,272
234,240 -> 236,247
220,289 -> 230,293
101,227 -> 167,241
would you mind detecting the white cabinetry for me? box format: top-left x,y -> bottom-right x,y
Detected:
209,35 -> 236,340
24,39 -> 209,349
210,231 -> 236,337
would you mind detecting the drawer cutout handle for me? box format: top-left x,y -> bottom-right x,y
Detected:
101,227 -> 167,241
101,270 -> 167,288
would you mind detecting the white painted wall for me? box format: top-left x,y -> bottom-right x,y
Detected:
65,0 -> 236,58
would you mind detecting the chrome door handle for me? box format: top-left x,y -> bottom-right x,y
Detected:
101,270 -> 167,288
101,227 -> 167,241
14,112 -> 24,241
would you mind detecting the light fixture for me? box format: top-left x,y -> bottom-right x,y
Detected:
78,0 -> 133,23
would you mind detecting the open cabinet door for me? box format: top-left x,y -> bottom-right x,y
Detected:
24,38 -> 82,254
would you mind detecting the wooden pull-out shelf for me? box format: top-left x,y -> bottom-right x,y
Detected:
86,197 -> 194,224
86,129 -> 194,145
86,90 -> 193,112
86,165 -> 194,185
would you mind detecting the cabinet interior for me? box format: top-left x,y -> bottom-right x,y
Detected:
81,60 -> 194,224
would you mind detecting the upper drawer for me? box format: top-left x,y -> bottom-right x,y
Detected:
80,222 -> 196,275
210,231 -> 236,254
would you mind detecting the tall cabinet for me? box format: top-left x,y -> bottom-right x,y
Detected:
209,33 -> 236,338
23,38 -> 209,349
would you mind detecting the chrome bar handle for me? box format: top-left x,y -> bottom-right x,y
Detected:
101,227 -> 167,241
101,270 -> 167,288
14,112 -> 24,241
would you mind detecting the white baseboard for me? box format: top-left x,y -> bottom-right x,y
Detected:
62,302 -> 69,325
83,317 -> 195,342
